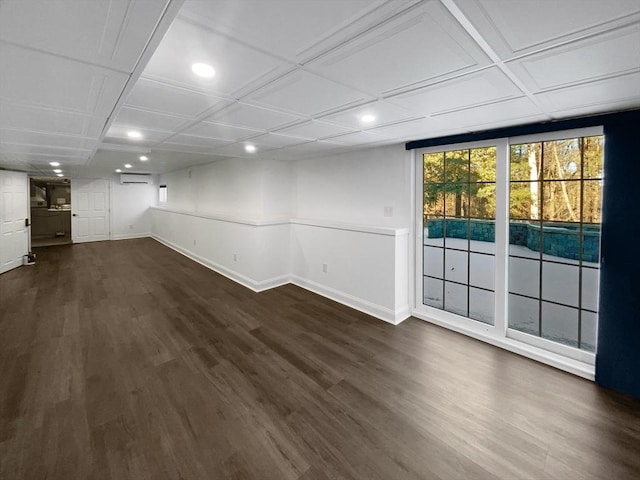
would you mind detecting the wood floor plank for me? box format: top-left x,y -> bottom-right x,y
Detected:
1,238 -> 639,479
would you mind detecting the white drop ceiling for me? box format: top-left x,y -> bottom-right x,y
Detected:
1,0 -> 639,177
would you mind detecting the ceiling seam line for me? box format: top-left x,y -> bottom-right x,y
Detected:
439,0 -> 551,119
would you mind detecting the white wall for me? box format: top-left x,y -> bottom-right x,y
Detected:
151,145 -> 412,323
110,176 -> 157,239
293,144 -> 411,227
160,157 -> 292,219
290,144 -> 412,322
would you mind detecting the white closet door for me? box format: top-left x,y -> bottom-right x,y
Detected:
71,179 -> 110,243
0,171 -> 29,274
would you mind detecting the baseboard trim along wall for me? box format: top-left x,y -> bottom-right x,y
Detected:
151,234 -> 290,293
112,233 -> 151,241
150,208 -> 411,325
290,275 -> 408,325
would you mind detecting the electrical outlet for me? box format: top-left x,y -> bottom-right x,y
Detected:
322,263 -> 327,273
233,253 -> 238,262
193,239 -> 196,246
384,206 -> 393,217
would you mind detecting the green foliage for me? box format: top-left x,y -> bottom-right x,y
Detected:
423,147 -> 495,219
424,137 -> 603,225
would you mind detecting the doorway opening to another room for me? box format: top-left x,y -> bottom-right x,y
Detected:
30,177 -> 72,247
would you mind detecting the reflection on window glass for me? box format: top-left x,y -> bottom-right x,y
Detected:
542,181 -> 581,222
423,146 -> 496,325
508,135 -> 603,352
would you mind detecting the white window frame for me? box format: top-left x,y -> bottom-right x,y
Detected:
410,127 -> 603,379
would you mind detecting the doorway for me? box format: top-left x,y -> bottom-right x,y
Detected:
30,177 -> 72,247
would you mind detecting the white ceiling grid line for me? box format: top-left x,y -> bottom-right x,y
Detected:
1,0 -> 639,175
439,0 -> 550,120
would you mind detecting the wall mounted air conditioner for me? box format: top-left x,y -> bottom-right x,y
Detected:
120,173 -> 151,184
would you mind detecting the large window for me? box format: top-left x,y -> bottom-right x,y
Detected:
508,136 -> 603,352
423,147 -> 497,324
418,129 -> 603,362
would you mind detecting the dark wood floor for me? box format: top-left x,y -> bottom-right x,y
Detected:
1,238 -> 639,480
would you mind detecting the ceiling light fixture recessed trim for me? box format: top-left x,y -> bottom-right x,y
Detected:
49,161 -> 60,167
360,114 -> 376,123
53,169 -> 62,173
124,164 -> 132,168
139,155 -> 149,161
127,131 -> 142,139
116,169 -> 122,173
245,144 -> 257,153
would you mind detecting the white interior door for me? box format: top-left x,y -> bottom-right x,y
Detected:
71,179 -> 110,243
0,171 -> 29,274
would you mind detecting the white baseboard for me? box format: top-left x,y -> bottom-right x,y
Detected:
150,235 -> 408,324
112,233 -> 151,240
290,275 -> 409,325
151,234 -> 288,293
394,305 -> 411,324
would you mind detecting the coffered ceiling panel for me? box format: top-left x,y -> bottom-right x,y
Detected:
113,107 -> 190,133
0,0 -> 169,72
179,0 -> 387,63
323,131 -> 392,146
507,26 -> 640,92
319,101 -> 419,130
244,133 -> 309,148
142,17 -> 290,97
0,102 -> 96,137
275,120 -> 355,140
206,103 -> 303,131
457,0 -> 640,59
157,142 -> 229,156
209,142 -> 277,158
104,125 -> 173,146
0,43 -> 128,117
1,0 -> 639,175
125,78 -> 231,118
367,117 -> 458,141
0,144 -> 90,160
0,130 -> 96,151
182,122 -> 263,142
162,134 -> 233,149
0,0 -> 172,173
389,67 -> 524,116
432,97 -> 546,130
245,70 -> 373,117
309,0 -> 490,95
535,72 -> 640,116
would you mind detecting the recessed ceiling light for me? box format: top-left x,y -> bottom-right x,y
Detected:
360,114 -> 376,123
192,62 -> 215,78
124,164 -> 132,168
127,131 -> 142,139
139,155 -> 149,161
49,161 -> 60,167
116,169 -> 122,173
245,144 -> 257,153
56,173 -> 64,177
53,169 -> 62,173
